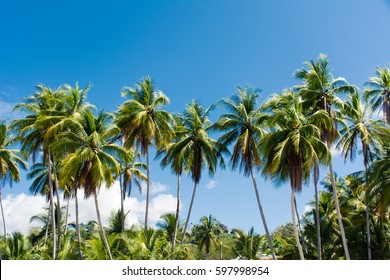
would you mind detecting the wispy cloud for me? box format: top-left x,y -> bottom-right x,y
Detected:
206,180 -> 219,189
140,181 -> 169,195
0,181 -> 178,235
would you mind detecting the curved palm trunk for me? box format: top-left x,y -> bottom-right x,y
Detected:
0,181 -> 7,238
181,181 -> 197,244
93,190 -> 113,260
47,152 -> 56,259
75,186 -> 82,259
291,189 -> 304,260
144,147 -> 150,232
44,209 -> 50,247
328,150 -> 350,260
172,174 -> 180,258
363,144 -> 372,260
384,94 -> 390,125
294,195 -> 307,254
313,167 -> 322,260
250,169 -> 276,260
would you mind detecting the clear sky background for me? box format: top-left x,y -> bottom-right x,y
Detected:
1,0 -> 390,235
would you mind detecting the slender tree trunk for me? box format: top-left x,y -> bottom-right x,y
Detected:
172,174 -> 180,258
93,190 -> 113,260
47,151 -> 56,259
220,240 -> 223,260
291,189 -> 305,260
120,169 -> 125,232
181,181 -> 197,244
363,145 -> 372,260
294,195 -> 307,254
328,145 -> 350,260
74,186 -> 83,259
0,181 -> 7,238
53,166 -> 61,252
64,198 -> 70,236
44,208 -> 50,247
314,167 -> 322,260
250,169 -> 276,260
144,146 -> 150,232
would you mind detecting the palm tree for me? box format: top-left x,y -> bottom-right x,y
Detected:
0,121 -> 27,238
165,101 -> 227,244
213,86 -> 276,259
118,148 -> 146,232
261,90 -> 331,260
11,84 -> 66,259
192,215 -> 223,258
364,65 -> 390,124
55,109 -> 130,260
117,76 -> 174,231
337,92 -> 386,259
157,113 -> 186,255
294,54 -> 356,259
232,227 -> 264,260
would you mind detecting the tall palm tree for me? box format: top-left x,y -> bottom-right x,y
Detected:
0,121 -> 27,238
11,84 -> 66,259
261,90 -> 331,260
157,113 -> 186,255
294,54 -> 356,259
364,65 -> 390,124
117,76 -> 174,231
55,109 -> 130,260
166,101 -> 227,244
337,92 -> 386,259
213,86 -> 276,259
118,148 -> 146,232
192,215 -> 222,258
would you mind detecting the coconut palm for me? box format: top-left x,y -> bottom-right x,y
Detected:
337,92 -> 387,259
261,90 -> 331,260
166,101 -> 227,244
364,65 -> 390,124
118,148 -> 146,232
11,84 -> 66,259
192,215 -> 223,258
0,121 -> 27,238
213,86 -> 276,259
55,109 -> 130,260
232,227 -> 264,260
294,54 -> 356,259
117,76 -> 174,231
157,113 -> 186,255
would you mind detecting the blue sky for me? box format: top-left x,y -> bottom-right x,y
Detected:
1,0 -> 390,235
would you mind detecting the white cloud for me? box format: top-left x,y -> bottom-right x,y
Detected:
206,180 -> 219,189
140,181 -> 169,195
304,205 -> 313,214
0,100 -> 22,123
330,145 -> 342,158
0,180 -> 179,235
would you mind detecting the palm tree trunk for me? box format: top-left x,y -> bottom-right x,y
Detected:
181,181 -> 197,244
250,169 -> 276,260
120,169 -> 125,232
291,189 -> 304,260
44,208 -> 50,247
172,173 -> 180,258
294,195 -> 307,254
53,167 -> 61,252
328,150 -> 350,260
144,146 -> 150,232
75,186 -> 82,259
93,190 -> 113,260
47,151 -> 56,259
313,167 -> 322,260
64,198 -> 70,236
0,180 -> 7,238
363,145 -> 372,260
